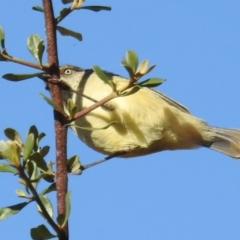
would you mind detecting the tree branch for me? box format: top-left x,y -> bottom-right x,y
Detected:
42,0 -> 68,239
0,50 -> 46,70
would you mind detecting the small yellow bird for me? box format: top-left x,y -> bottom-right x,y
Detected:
59,64 -> 240,159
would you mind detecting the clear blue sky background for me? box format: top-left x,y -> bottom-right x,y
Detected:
1,1 -> 240,239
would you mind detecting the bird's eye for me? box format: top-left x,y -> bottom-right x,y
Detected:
64,69 -> 72,75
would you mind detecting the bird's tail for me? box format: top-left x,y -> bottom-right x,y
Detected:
203,127 -> 240,159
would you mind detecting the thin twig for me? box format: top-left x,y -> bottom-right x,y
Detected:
0,51 -> 47,70
72,92 -> 117,121
18,165 -> 61,236
81,152 -> 125,170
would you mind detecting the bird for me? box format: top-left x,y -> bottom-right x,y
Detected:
58,64 -> 240,159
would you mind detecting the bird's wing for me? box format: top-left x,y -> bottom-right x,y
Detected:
150,89 -> 190,114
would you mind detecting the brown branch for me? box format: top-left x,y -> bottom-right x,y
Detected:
42,0 -> 68,239
0,51 -> 47,70
72,92 -> 117,121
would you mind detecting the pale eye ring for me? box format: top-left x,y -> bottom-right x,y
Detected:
64,69 -> 72,75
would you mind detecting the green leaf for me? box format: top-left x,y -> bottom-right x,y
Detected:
0,25 -> 5,49
121,50 -> 139,78
144,64 -> 156,75
81,6 -> 111,12
92,65 -> 109,84
29,152 -> 48,172
126,50 -> 138,73
0,202 -> 29,220
30,224 -> 56,239
57,26 -> 82,41
92,65 -> 115,90
68,121 -> 117,131
56,8 -> 71,24
37,195 -> 53,218
39,146 -> 50,158
37,132 -> 46,143
39,93 -> 65,115
67,155 -> 81,173
62,0 -> 74,4
57,191 -> 71,228
67,99 -> 78,119
27,34 -> 45,65
40,182 -> 56,195
137,59 -> 148,75
28,125 -> 38,151
0,140 -> 20,166
38,173 -> 55,183
23,133 -> 34,161
32,5 -> 44,12
121,60 -> 134,78
2,72 -> 44,81
4,128 -> 22,145
138,78 -> 165,88
0,164 -> 17,173
120,85 -> 141,97
15,189 -> 29,198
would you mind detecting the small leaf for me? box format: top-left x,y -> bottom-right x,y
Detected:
126,50 -> 138,73
145,64 -> 156,75
92,65 -> 115,90
57,191 -> 71,228
137,59 -> 148,75
121,60 -> 134,78
70,0 -> 84,10
36,132 -> 46,147
40,182 -> 56,195
67,121 -> 117,131
30,224 -> 56,240
4,128 -> 22,145
23,133 -> 34,161
57,26 -> 82,41
2,72 -> 44,81
29,152 -> 48,172
38,173 -> 55,183
0,140 -> 20,166
27,34 -> 45,65
67,155 -> 81,173
39,93 -> 66,115
37,132 -> 46,143
138,78 -> 165,88
56,8 -> 71,24
56,214 -> 65,227
81,6 -> 111,12
27,161 -> 38,189
37,195 -> 53,218
28,125 -> 38,151
62,0 -> 74,4
0,202 -> 29,220
15,189 -> 29,198
67,99 -> 78,119
0,164 -> 17,174
32,5 -> 44,12
0,25 -> 5,49
39,146 -> 50,158
120,85 -> 141,97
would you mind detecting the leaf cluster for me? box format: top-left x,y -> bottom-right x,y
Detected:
0,126 -> 78,239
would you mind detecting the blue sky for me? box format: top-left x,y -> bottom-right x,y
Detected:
1,0 -> 240,239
